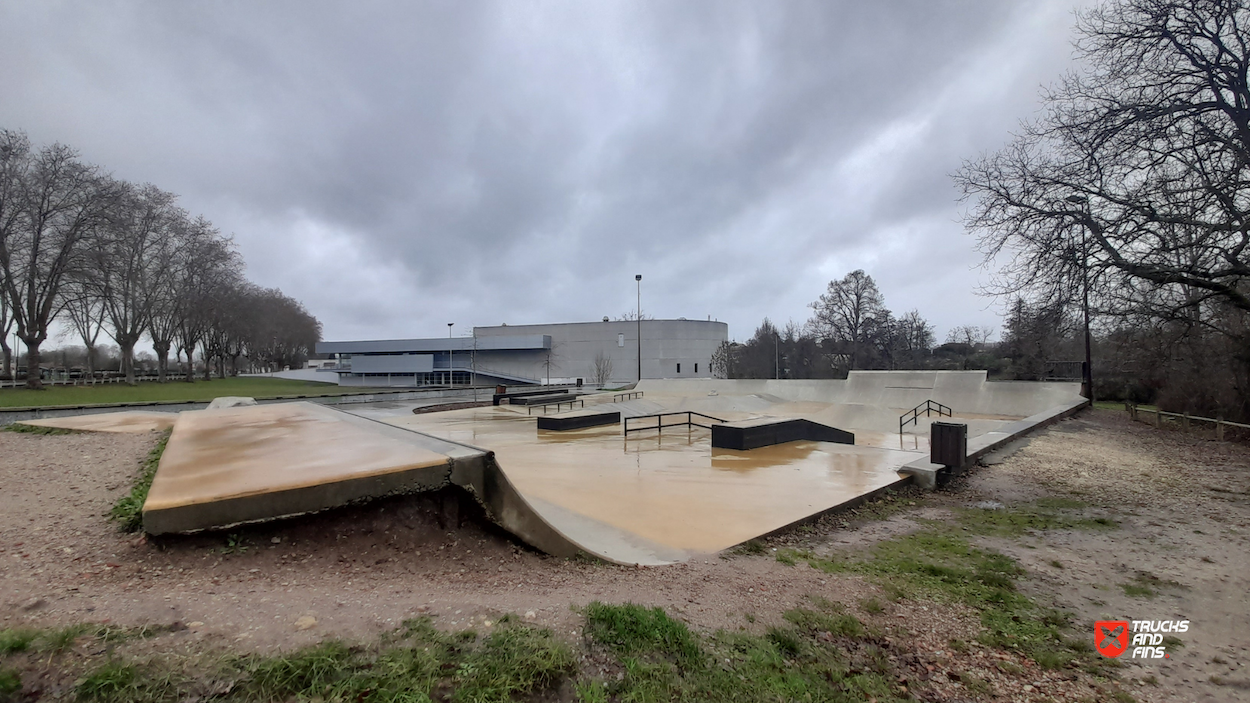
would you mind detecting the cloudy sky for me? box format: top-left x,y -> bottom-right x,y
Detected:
1,1 -> 1088,345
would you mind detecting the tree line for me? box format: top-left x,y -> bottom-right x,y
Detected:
0,129 -> 321,389
713,269 -> 1002,380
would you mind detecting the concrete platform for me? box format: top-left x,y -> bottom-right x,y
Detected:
18,411 -> 177,434
142,402 -> 461,534
134,371 -> 1084,567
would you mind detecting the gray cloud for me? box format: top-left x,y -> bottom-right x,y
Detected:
0,0 -> 1086,344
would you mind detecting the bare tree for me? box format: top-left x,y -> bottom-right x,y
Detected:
0,130 -> 115,389
0,287 -> 12,378
95,183 -> 180,384
709,340 -> 733,379
591,350 -> 613,386
956,0 -> 1250,325
60,283 -> 105,380
809,270 -> 886,370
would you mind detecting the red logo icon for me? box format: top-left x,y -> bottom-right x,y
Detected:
1095,620 -> 1130,658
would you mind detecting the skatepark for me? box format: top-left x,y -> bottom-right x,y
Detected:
19,370 -> 1086,565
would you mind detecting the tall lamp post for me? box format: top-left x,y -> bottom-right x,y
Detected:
447,322 -> 454,387
1065,195 -> 1094,401
635,274 -> 642,382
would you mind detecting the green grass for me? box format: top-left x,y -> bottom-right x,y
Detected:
0,377 -> 370,409
0,630 -> 38,655
236,618 -> 573,703
0,667 -> 19,700
583,602 -> 702,668
580,602 -> 905,703
109,430 -> 170,532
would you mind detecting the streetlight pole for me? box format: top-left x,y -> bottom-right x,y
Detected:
1065,195 -> 1094,401
775,331 -> 780,380
447,322 -> 454,387
635,274 -> 642,383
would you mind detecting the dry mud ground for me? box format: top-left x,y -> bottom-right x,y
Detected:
1,408 -> 1248,702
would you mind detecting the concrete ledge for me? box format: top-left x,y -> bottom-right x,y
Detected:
899,397 -> 1090,490
537,411 -> 620,431
711,418 -> 854,451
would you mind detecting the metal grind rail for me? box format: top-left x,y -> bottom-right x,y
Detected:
899,399 -> 953,434
613,391 -> 644,402
526,399 -> 584,415
624,411 -> 725,434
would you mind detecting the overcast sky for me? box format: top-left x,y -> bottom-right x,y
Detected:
1,1 -> 1088,345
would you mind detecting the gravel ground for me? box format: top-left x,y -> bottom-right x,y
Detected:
1,408 -> 1247,702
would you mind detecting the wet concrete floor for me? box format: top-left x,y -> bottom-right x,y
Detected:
383,404 -> 927,555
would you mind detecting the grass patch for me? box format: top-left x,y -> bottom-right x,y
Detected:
955,500 -> 1118,537
2,423 -> 76,435
582,602 -> 905,703
0,377 -> 363,409
583,602 -> 702,668
0,668 -> 19,699
0,630 -> 38,655
17,607 -> 923,703
75,660 -> 185,703
859,597 -> 885,615
108,430 -> 170,532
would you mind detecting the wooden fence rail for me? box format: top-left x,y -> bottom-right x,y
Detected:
1124,402 -> 1250,441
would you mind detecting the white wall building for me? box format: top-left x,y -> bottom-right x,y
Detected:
315,319 -> 728,387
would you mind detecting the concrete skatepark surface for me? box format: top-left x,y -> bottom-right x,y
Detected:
26,371 -> 1084,565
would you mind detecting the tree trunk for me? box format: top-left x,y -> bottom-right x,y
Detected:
201,342 -> 211,381
119,339 -> 136,385
154,342 -> 170,383
23,341 -> 43,390
84,343 -> 96,384
0,340 -> 10,380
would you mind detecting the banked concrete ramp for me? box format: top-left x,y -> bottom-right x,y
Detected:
128,372 -> 1084,566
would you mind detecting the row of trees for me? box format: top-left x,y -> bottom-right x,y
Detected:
713,270 -> 1003,380
0,129 -> 321,389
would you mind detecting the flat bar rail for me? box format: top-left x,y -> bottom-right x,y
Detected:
899,399 -> 953,434
527,399 -> 584,415
613,391 -> 643,402
624,411 -> 725,435
1125,402 -> 1250,441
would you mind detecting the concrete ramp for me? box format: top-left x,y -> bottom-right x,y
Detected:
18,411 -> 177,434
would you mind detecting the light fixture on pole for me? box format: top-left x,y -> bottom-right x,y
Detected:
635,274 -> 642,382
447,322 -> 454,387
1065,194 -> 1094,401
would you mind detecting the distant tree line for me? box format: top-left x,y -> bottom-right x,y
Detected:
714,269 -> 1009,381
0,129 -> 321,389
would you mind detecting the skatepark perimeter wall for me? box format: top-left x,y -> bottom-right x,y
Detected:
635,371 -> 1082,419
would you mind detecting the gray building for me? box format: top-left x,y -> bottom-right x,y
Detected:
315,319 -> 728,387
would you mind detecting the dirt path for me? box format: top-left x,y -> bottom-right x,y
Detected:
1,409 -> 1248,701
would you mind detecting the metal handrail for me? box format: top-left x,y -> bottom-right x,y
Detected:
624,411 -> 725,434
614,391 -> 644,402
899,399 -> 953,434
527,398 -> 584,415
